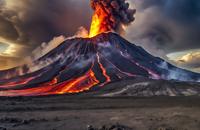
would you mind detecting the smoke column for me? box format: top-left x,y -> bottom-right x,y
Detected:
89,0 -> 136,37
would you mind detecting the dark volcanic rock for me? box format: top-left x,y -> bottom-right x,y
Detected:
0,32 -> 199,96
87,124 -> 134,130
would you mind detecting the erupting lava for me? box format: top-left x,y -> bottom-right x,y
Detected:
89,6 -> 107,38
89,0 -> 136,37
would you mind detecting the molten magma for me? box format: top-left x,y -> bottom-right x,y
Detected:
96,53 -> 111,85
0,77 -> 35,89
89,5 -> 108,38
0,70 -> 99,97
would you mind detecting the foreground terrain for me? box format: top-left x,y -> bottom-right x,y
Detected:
0,95 -> 200,130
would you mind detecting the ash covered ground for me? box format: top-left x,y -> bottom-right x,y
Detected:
0,95 -> 200,130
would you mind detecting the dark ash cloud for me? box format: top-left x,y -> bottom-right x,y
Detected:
0,0 -> 91,69
0,0 -> 91,47
0,16 -> 19,40
127,0 -> 200,54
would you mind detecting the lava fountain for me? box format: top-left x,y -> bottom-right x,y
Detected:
89,4 -> 107,37
89,0 -> 136,37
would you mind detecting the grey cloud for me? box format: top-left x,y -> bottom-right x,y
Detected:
0,16 -> 19,40
0,0 -> 92,69
0,0 -> 91,47
126,0 -> 200,55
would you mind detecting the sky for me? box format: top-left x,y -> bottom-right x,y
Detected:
0,0 -> 200,72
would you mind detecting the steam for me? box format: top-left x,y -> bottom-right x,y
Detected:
74,27 -> 89,38
91,0 -> 136,33
159,61 -> 200,82
29,36 -> 66,60
0,37 -> 66,79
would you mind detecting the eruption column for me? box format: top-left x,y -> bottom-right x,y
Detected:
89,0 -> 136,37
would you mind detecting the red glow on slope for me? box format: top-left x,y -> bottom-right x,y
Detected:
56,70 -> 99,94
0,69 -> 99,97
97,53 -> 111,85
0,77 -> 35,89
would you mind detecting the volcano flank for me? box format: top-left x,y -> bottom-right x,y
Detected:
0,32 -> 200,97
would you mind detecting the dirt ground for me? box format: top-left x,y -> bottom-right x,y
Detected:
0,95 -> 200,130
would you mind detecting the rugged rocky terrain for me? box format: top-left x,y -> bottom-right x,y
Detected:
86,78 -> 200,97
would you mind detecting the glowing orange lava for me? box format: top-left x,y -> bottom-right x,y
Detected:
89,5 -> 108,38
56,70 -> 99,94
0,77 -> 35,89
97,53 -> 111,85
0,69 -> 99,97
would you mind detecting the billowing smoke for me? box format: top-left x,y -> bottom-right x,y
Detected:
90,0 -> 136,33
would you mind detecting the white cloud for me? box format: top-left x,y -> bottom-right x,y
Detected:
177,52 -> 200,68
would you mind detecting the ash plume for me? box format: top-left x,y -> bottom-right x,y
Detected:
90,0 -> 136,33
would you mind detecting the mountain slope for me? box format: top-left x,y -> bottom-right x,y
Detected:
0,32 -> 199,96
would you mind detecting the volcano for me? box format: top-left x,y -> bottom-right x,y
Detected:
0,32 -> 200,97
